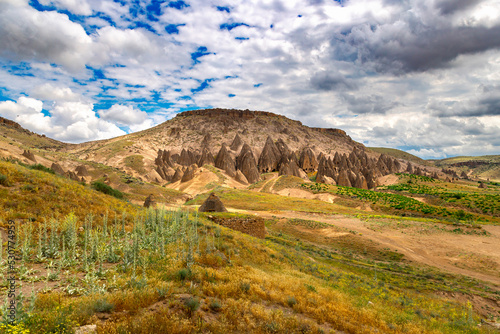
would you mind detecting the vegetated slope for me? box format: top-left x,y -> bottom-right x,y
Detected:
0,160 -> 137,223
0,116 -> 68,150
0,208 -> 495,334
368,147 -> 431,166
434,155 -> 500,181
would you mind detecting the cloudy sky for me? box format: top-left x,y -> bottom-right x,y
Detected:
1,0 -> 500,158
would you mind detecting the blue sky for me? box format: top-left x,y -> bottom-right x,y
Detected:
0,0 -> 500,158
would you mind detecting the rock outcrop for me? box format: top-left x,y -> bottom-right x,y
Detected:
181,164 -> 197,182
171,167 -> 184,182
143,194 -> 156,208
198,193 -> 228,212
229,133 -> 243,151
197,148 -> 215,167
22,150 -> 36,162
258,136 -> 281,173
50,163 -> 65,175
299,148 -> 318,173
236,144 -> 260,184
215,144 -> 236,177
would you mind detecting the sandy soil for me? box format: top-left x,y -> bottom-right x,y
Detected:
251,210 -> 500,287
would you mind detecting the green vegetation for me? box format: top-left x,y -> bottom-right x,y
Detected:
0,160 -> 136,222
124,155 -> 146,174
91,181 -> 124,199
300,175 -> 500,224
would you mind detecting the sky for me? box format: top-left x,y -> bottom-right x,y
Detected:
0,0 -> 500,159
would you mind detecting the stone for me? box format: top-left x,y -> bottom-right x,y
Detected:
199,193 -> 228,212
51,162 -> 65,175
144,194 -> 156,208
22,150 -> 36,162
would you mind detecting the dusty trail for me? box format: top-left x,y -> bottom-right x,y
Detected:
249,210 -> 500,287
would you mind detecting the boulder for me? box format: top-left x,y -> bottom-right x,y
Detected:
51,163 -> 65,175
76,165 -> 89,177
22,150 -> 36,162
199,193 -> 228,212
143,194 -> 156,208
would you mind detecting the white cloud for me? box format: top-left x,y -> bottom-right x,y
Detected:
98,104 -> 154,132
32,83 -> 80,102
0,1 -> 92,71
39,0 -> 93,16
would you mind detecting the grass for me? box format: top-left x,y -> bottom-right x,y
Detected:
187,189 -> 361,215
124,155 -> 146,174
91,181 -> 124,199
0,209 -> 495,333
0,160 -> 136,223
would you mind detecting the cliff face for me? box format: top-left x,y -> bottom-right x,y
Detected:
0,117 -> 21,129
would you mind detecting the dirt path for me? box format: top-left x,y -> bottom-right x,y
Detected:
250,210 -> 500,287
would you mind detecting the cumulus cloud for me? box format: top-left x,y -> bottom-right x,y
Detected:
39,0 -> 93,16
0,0 -> 499,157
99,104 -> 154,132
32,83 -> 80,102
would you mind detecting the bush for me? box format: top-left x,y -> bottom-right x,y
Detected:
286,296 -> 297,307
0,173 -> 9,186
176,268 -> 191,281
29,163 -> 55,174
93,298 -> 115,313
184,297 -> 200,315
91,181 -> 124,199
209,299 -> 222,312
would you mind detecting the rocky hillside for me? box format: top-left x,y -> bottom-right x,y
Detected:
1,109 -> 457,197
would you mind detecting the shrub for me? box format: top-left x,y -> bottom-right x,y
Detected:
286,296 -> 297,307
91,181 -> 124,199
29,163 -> 55,174
184,297 -> 200,315
0,173 -> 9,186
177,268 -> 191,281
209,299 -> 222,312
239,282 -> 251,293
93,298 -> 115,313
